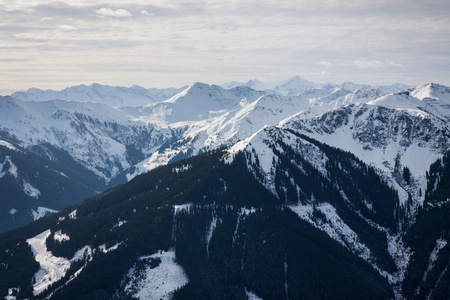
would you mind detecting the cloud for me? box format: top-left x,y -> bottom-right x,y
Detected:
352,60 -> 404,69
353,60 -> 385,68
320,71 -> 330,75
141,10 -> 154,16
95,8 -> 132,18
390,62 -> 403,67
318,61 -> 331,67
39,17 -> 53,22
58,24 -> 77,30
0,0 -> 449,90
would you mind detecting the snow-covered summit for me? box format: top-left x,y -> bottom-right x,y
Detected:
140,83 -> 266,124
272,75 -> 317,96
410,83 -> 450,102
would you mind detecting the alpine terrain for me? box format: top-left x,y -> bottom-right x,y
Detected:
0,77 -> 449,299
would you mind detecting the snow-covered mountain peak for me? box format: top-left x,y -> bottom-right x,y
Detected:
167,82 -> 228,102
410,83 -> 450,102
244,79 -> 266,89
144,83 -> 266,124
273,76 -> 316,96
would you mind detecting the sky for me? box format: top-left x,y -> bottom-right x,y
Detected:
1,0 -> 449,94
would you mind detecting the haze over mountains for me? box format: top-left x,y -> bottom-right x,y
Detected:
0,76 -> 449,299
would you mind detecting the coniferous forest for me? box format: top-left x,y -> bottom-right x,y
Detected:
0,137 -> 449,299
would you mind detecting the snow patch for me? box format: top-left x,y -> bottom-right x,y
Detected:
421,238 -> 447,286
289,203 -> 372,260
23,182 -> 41,198
70,246 -> 92,263
53,230 -> 70,242
173,204 -> 193,215
0,140 -> 17,151
68,209 -> 77,219
6,157 -> 18,178
5,288 -> 20,300
172,164 -> 192,173
26,230 -> 70,295
245,288 -> 263,300
26,229 -> 91,296
123,249 -> 189,300
99,242 -> 122,253
8,208 -> 18,215
112,220 -> 128,229
30,207 -> 58,221
206,216 -> 217,256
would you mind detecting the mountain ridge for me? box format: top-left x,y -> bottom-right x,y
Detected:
1,80 -> 449,234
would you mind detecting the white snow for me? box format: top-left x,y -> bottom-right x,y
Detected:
23,182 -> 41,198
0,158 -> 6,178
30,207 -> 58,221
99,242 -> 122,253
225,126 -> 327,196
206,216 -> 217,256
5,288 -> 19,300
367,94 -> 424,113
289,202 -> 372,261
26,229 -> 91,296
0,140 -> 17,151
172,164 -> 192,173
421,238 -> 447,284
245,289 -> 263,300
112,220 -> 128,229
26,230 -> 71,295
70,246 -> 92,262
68,209 -> 77,219
53,230 -> 70,242
124,249 -> 189,300
173,204 -> 193,215
5,157 -> 18,178
8,208 -> 17,215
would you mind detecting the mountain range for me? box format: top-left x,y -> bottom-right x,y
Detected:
0,76 -> 449,299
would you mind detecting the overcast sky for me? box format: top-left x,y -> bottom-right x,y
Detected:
1,0 -> 449,94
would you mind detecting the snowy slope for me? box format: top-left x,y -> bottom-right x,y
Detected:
123,250 -> 189,300
0,96 -> 173,181
286,88 -> 449,174
129,82 -> 449,183
409,83 -> 450,119
130,93 -> 312,176
224,124 -> 415,294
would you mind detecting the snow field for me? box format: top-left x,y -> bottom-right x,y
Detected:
124,249 -> 189,300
